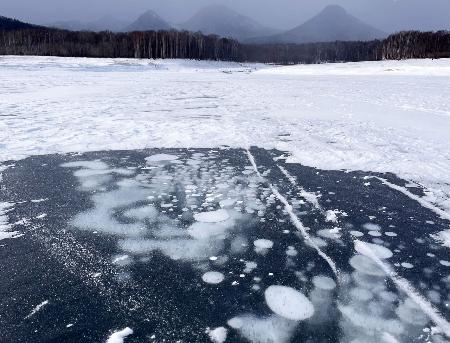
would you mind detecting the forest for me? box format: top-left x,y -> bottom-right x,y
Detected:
0,25 -> 449,64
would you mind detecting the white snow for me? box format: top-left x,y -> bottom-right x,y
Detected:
1,56 -> 450,218
106,327 -> 133,343
202,271 -> 225,284
264,285 -> 315,321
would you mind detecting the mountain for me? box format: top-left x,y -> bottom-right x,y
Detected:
180,5 -> 280,41
0,15 -> 37,30
125,10 -> 171,32
50,16 -> 127,32
251,5 -> 386,44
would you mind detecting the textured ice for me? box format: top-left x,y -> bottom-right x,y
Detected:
264,285 -> 315,321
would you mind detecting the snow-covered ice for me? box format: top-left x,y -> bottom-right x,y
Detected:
1,56 -> 450,219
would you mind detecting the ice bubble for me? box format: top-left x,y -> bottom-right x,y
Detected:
194,209 -> 230,223
396,298 -> 428,326
401,262 -> 414,269
254,239 -> 274,254
363,223 -> 382,231
61,160 -> 108,170
244,261 -> 257,274
350,255 -> 385,276
369,231 -> 382,237
123,205 -> 158,221
254,239 -> 274,249
350,287 -> 373,301
219,198 -> 236,208
355,242 -> 393,259
187,221 -> 231,240
228,314 -> 297,343
202,271 -> 225,284
350,231 -> 364,237
312,275 -> 336,290
106,327 -> 133,343
264,285 -> 315,321
385,232 -> 397,237
207,327 -> 227,343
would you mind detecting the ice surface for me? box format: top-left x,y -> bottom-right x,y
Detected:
2,56 -> 450,219
264,285 -> 315,321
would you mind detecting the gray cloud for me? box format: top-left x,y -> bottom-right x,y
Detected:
2,0 -> 449,32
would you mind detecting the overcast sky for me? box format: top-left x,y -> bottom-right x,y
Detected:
2,0 -> 450,32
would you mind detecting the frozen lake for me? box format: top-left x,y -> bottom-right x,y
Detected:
0,56 -> 450,342
0,148 -> 449,342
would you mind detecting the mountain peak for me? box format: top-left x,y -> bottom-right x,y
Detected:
126,9 -> 171,32
254,4 -> 386,44
181,5 -> 279,41
321,4 -> 348,16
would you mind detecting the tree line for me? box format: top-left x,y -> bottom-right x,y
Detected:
0,28 -> 240,60
0,26 -> 449,64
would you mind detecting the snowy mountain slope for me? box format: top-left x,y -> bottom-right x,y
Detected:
0,56 -> 449,218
